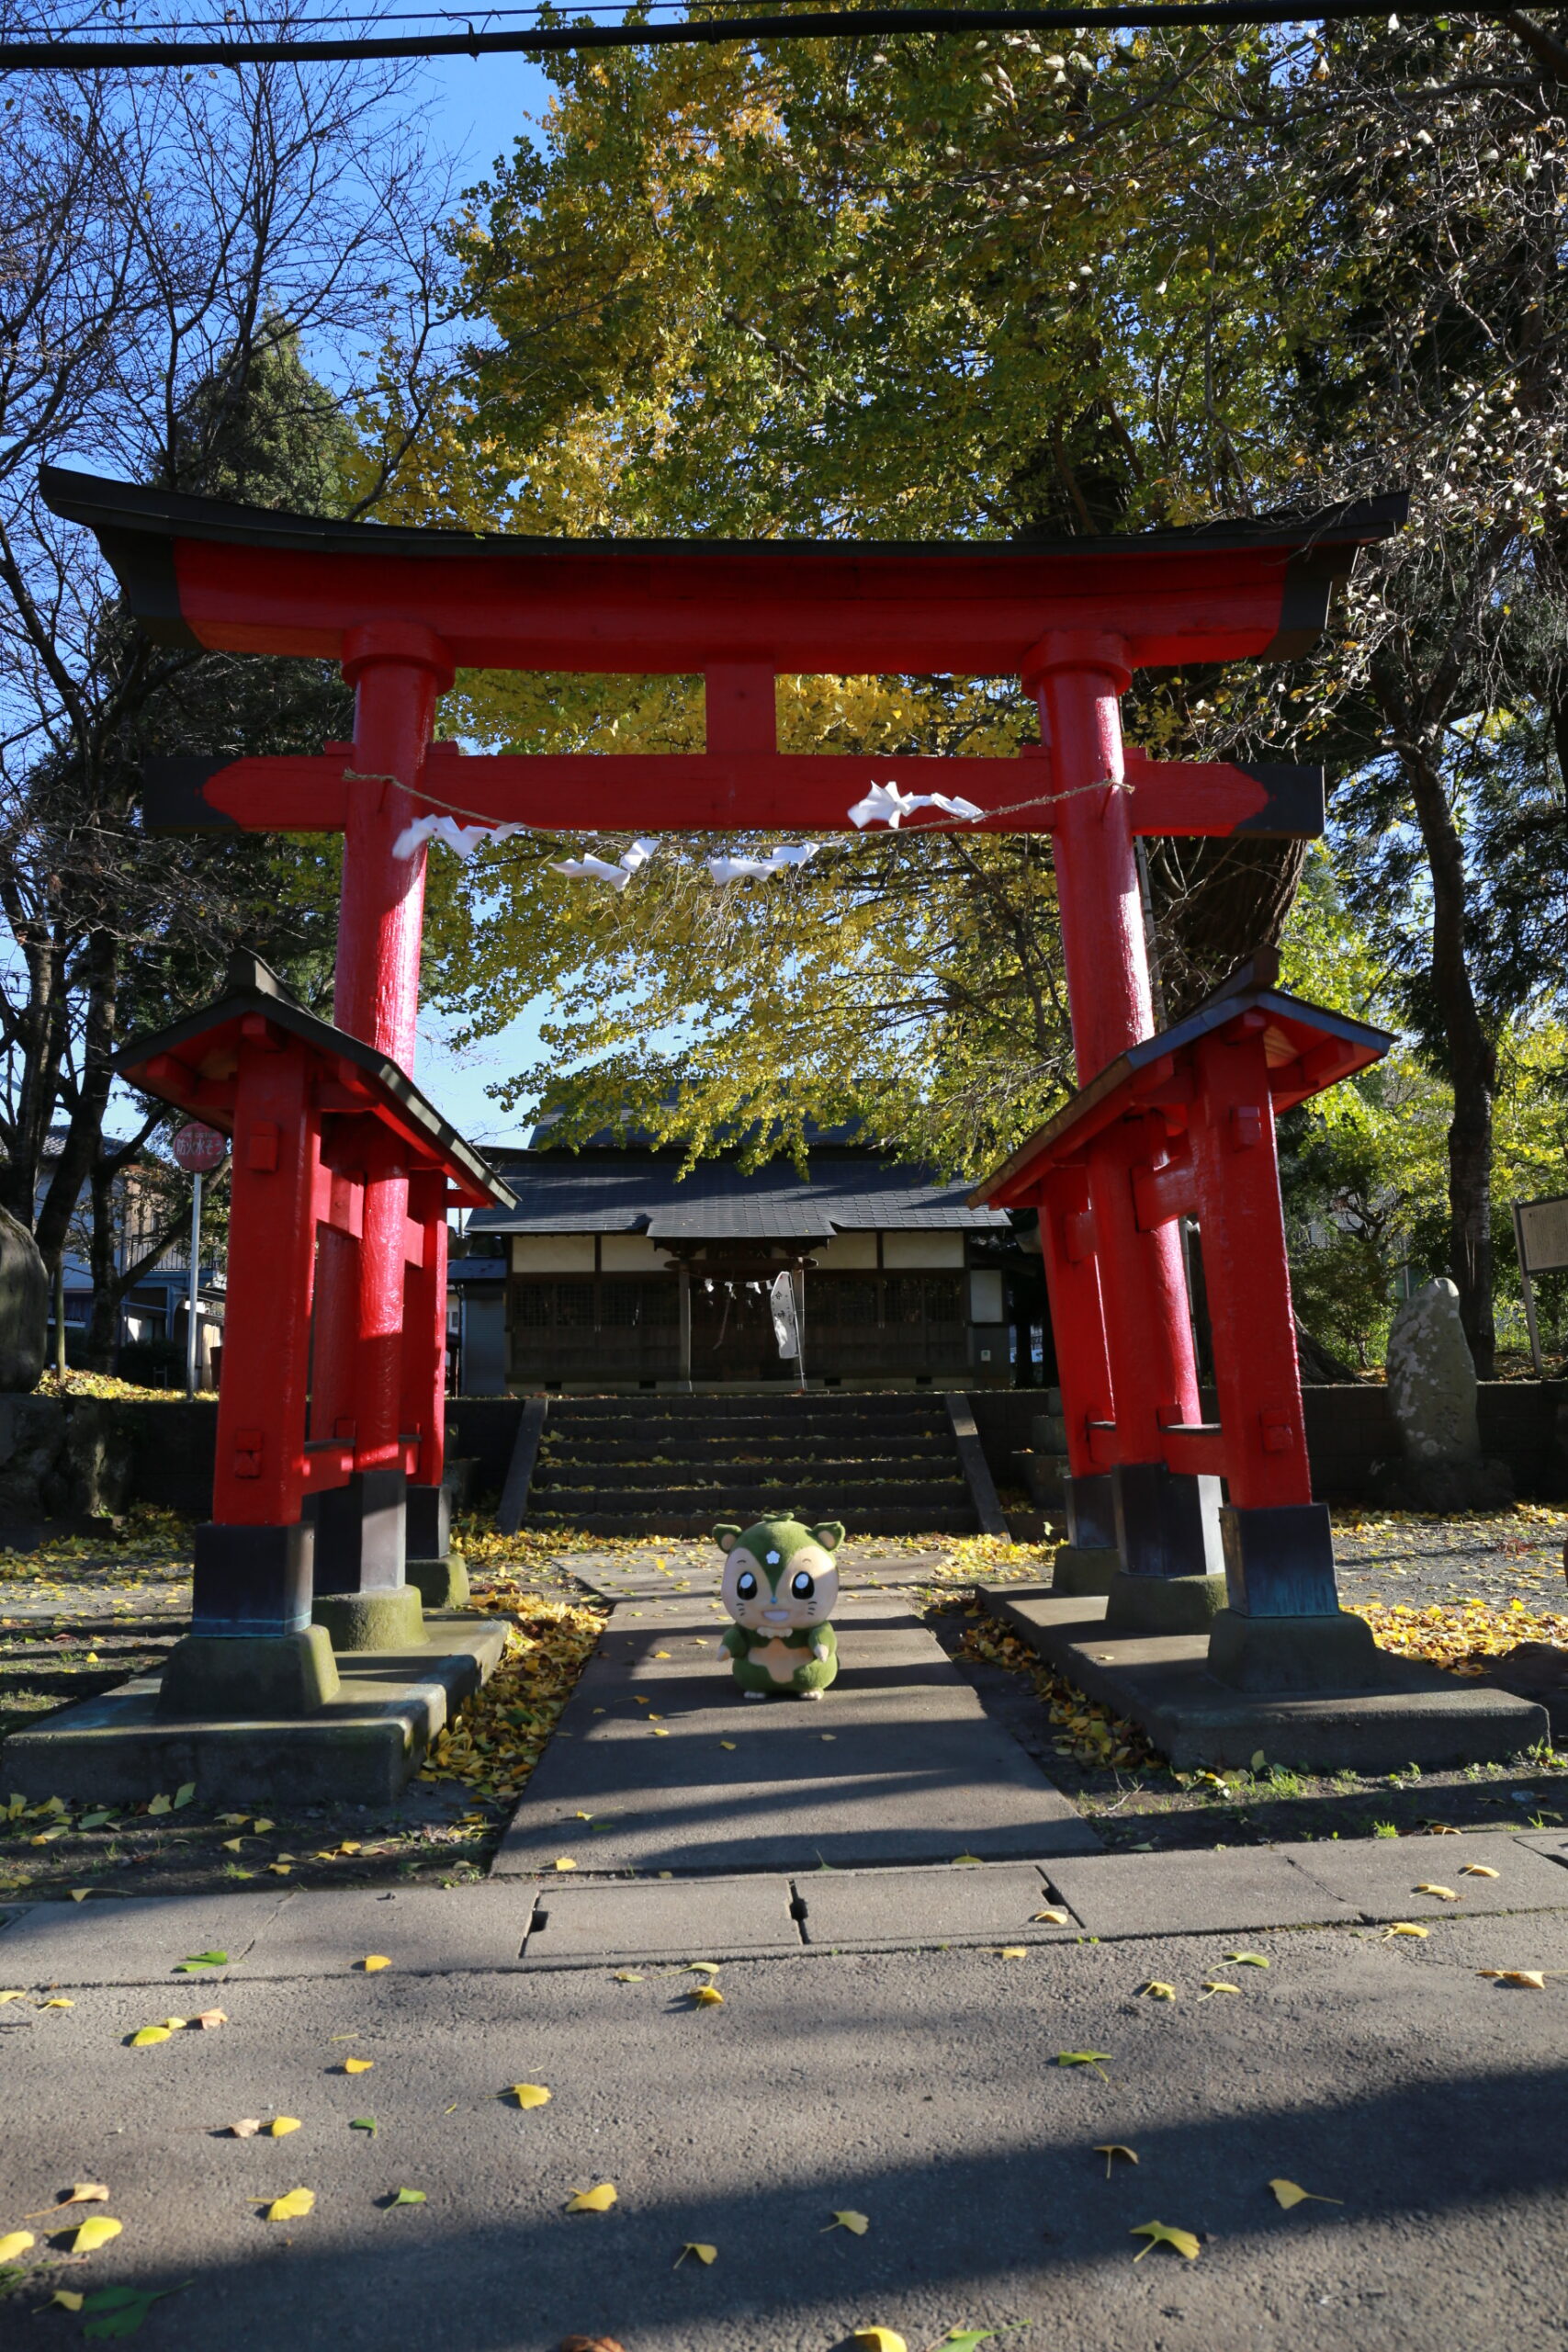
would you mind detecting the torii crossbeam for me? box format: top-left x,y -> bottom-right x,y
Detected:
43,465 -> 1406,1658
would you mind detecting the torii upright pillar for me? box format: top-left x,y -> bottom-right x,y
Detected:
309,622 -> 464,1646
1029,634 -> 1223,1630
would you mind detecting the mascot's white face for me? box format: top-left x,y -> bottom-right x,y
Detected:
720,1540 -> 840,1634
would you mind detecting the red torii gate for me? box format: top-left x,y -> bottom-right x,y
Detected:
44,465 -> 1405,1651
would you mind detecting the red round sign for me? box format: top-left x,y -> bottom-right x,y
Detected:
172,1121 -> 226,1174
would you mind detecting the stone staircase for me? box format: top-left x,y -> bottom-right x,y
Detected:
1013,1388 -> 1068,1513
522,1394 -> 982,1537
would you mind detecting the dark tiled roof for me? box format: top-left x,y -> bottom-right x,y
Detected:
468,1150 -> 1008,1238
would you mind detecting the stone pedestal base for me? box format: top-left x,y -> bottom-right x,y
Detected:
1051,1544 -> 1120,1598
157,1627 -> 340,1719
1207,1606 -> 1384,1694
1104,1570 -> 1228,1635
312,1582 -> 425,1652
408,1550 -> 469,1610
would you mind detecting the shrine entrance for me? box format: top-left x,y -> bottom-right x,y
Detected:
39,461 -> 1419,1765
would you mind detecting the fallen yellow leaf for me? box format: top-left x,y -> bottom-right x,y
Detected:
1381,1923 -> 1429,1939
1479,1969 -> 1550,1989
824,2210 -> 870,2234
361,1956 -> 391,1973
229,2120 -> 263,2138
221,1838 -> 246,1853
40,1998 -> 73,2008
0,2230 -> 35,2262
1139,1981 -> 1177,2000
265,2188 -> 315,2222
1198,1981 -> 1241,1999
157,2017 -> 188,2031
554,1858 -> 578,1872
1095,2144 -> 1139,2177
269,2118 -> 302,2137
26,2185 -> 107,2216
688,1962 -> 722,1973
1461,1864 -> 1501,1879
1414,1883 -> 1460,1902
852,2330 -> 907,2351
129,2026 -> 173,2046
44,2290 -> 84,2312
675,2241 -> 717,2265
0,1992 -> 26,2005
510,2084 -> 552,2109
612,1972 -> 644,1984
65,2216 -> 122,2254
1032,1908 -> 1070,1925
719,1741 -> 737,1751
253,1818 -> 276,1834
951,1855 -> 984,1866
342,2058 -> 374,2075
565,2183 -> 617,2213
1130,2219 -> 1201,2261
691,1984 -> 725,2007
1269,2177 -> 1344,2209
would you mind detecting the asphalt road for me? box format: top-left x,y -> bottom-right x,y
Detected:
3,1905 -> 1566,2352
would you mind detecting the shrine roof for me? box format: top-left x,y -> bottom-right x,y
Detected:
466,1146 -> 1007,1239
40,465 -> 1407,675
117,952 -> 516,1211
970,955 -> 1393,1208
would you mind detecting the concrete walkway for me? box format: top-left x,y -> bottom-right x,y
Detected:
2,1835 -> 1567,2351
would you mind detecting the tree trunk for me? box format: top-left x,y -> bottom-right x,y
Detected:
85,1159 -> 121,1373
1400,736 -> 1498,1375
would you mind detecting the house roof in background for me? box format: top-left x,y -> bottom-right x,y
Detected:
468,1148 -> 1009,1239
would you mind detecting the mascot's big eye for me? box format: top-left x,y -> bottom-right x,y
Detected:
792,1570 -> 816,1599
736,1571 -> 758,1600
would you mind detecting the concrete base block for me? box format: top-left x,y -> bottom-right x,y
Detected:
522,1875 -> 801,1966
1051,1544 -> 1120,1598
0,1619 -> 506,1805
407,1550 -> 469,1611
976,1588 -> 1550,1770
156,1627 -> 340,1720
1103,1570 -> 1227,1635
1207,1606 -> 1384,1694
312,1582 -> 425,1653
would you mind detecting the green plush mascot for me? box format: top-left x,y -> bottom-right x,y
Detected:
714,1515 -> 843,1699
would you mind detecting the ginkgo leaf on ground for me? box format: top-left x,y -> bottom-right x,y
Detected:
1479,1969 -> 1551,1988
1381,1923 -> 1428,1939
389,2188 -> 425,2205
690,1985 -> 724,2007
265,2189 -> 314,2222
1269,2178 -> 1344,2209
79,2281 -> 189,2339
565,2184 -> 617,2213
0,2230 -> 35,2262
361,1956 -> 390,1973
269,2118 -> 301,2138
509,2084 -> 551,2109
350,2120 -> 377,2136
824,2210 -> 869,2234
1130,2220 -> 1201,2262
43,2290 -> 84,2312
146,1795 -> 171,1817
1225,1953 -> 1270,1967
554,1858 -> 578,1871
229,2120 -> 262,2138
65,2217 -> 122,2254
173,1783 -> 197,1809
342,2058 -> 374,2074
1057,2052 -> 1111,2075
1095,2145 -> 1138,2177
997,1947 -> 1027,1961
851,2331 -> 907,2352
612,1972 -> 644,1984
1198,1982 -> 1240,2000
0,1991 -> 27,2004
129,2027 -> 172,2047
1138,1981 -> 1177,2000
675,2241 -> 717,2265
1414,1884 -> 1459,1902
687,1961 -> 722,1974
26,2185 -> 108,2215
951,1856 -> 984,1867
1461,1864 -> 1501,1879
1032,1909 -> 1069,1926
175,1951 -> 227,1973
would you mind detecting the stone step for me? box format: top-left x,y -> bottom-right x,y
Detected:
531,1479 -> 972,1513
545,1434 -> 958,1464
522,1504 -> 980,1536
547,1398 -> 951,1425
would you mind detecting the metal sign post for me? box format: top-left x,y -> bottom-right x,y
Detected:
1512,1193 -> 1568,1377
172,1122 -> 227,1396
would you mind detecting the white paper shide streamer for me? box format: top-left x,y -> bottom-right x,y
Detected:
705,843 -> 819,886
392,812 -> 532,861
847,780 -> 984,830
549,838 -> 660,891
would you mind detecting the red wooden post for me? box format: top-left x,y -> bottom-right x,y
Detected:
198,1026 -> 319,1637
1025,635 -> 1212,1579
1035,1162 -> 1117,1545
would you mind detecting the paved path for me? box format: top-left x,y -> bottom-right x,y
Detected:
2,1835 -> 1567,2352
492,1598 -> 1100,1876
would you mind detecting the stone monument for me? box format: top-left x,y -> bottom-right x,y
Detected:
0,1203 -> 47,1394
1373,1277 -> 1513,1510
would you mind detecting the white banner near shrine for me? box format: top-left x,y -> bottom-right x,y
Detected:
1512,1193 -> 1568,1374
769,1272 -> 801,1361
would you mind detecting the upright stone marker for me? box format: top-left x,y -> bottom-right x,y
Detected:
1376,1278 -> 1512,1510
0,1203 -> 48,1395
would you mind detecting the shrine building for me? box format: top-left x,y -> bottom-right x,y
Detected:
457,1118 -> 1021,1393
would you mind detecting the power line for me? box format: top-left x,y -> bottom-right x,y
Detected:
0,0 -> 1540,71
